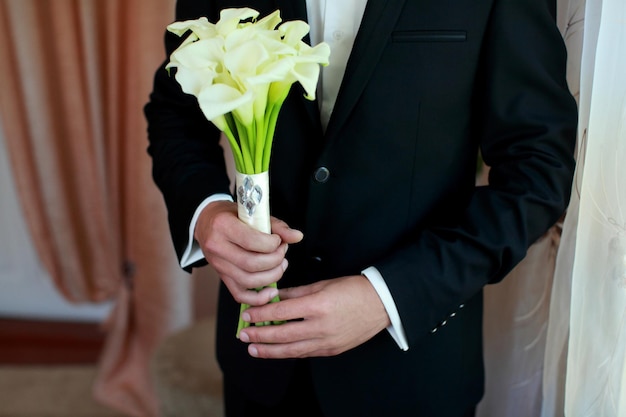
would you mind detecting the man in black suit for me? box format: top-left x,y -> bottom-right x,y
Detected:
145,0 -> 577,416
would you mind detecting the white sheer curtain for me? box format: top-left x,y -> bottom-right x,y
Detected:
543,0 -> 626,415
564,0 -> 626,414
540,0 -> 587,414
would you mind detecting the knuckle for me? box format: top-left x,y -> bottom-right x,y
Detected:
272,302 -> 290,321
202,237 -> 222,255
310,296 -> 331,316
255,347 -> 271,359
246,296 -> 267,307
227,287 -> 247,304
239,256 -> 264,273
223,281 -> 251,304
210,210 -> 230,229
239,275 -> 262,291
232,293 -> 247,304
263,234 -> 282,251
241,291 -> 264,306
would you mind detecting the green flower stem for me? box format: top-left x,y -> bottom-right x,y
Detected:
245,122 -> 259,173
235,118 -> 254,173
262,92 -> 289,171
221,127 -> 245,172
254,114 -> 266,172
228,88 -> 295,339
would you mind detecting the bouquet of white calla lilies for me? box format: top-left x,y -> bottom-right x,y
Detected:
166,8 -> 330,337
166,8 -> 330,173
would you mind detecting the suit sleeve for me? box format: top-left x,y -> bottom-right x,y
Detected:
144,0 -> 229,268
375,0 -> 577,346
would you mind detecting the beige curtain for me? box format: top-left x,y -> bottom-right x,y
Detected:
477,227 -> 561,417
0,1 -> 193,416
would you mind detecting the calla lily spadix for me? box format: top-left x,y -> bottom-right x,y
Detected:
166,8 -> 330,338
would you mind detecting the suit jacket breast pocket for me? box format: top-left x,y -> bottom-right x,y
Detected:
391,30 -> 467,43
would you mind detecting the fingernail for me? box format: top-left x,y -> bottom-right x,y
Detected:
281,259 -> 288,271
242,312 -> 251,322
269,288 -> 279,299
284,244 -> 289,254
249,345 -> 258,357
239,331 -> 250,343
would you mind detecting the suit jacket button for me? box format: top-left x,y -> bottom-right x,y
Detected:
314,167 -> 330,183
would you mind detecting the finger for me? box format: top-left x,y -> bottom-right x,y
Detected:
247,339 -> 329,359
219,259 -> 289,303
248,340 -> 320,359
270,217 -> 304,244
248,340 -> 316,359
202,205 -> 282,254
239,320 -> 312,344
234,224 -> 282,253
223,282 -> 280,306
244,293 -> 319,324
277,283 -> 319,301
207,241 -> 288,274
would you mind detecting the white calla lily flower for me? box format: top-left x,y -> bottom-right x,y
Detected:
167,17 -> 217,41
278,20 -> 310,46
216,8 -> 259,35
197,83 -> 253,124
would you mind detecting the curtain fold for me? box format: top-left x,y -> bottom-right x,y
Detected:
540,1 -> 586,415
478,227 -> 561,417
0,1 -> 192,416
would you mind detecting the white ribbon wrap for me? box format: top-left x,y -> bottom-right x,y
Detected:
235,171 -> 271,234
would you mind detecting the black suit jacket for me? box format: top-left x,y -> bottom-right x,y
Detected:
145,0 -> 577,415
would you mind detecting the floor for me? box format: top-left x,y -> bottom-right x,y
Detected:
0,365 -> 125,417
0,318 -> 225,417
0,319 -> 121,417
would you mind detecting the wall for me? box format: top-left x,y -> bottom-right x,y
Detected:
0,120 -> 112,322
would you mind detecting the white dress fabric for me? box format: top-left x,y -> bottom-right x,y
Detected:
543,0 -> 626,415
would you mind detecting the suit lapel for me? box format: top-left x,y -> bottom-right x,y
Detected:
325,0 -> 408,143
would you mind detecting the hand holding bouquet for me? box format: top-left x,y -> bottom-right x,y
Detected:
166,8 -> 330,337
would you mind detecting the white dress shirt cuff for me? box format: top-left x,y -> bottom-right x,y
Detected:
362,266 -> 410,351
180,193 -> 234,268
